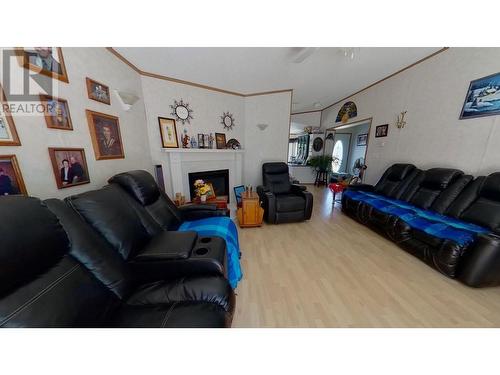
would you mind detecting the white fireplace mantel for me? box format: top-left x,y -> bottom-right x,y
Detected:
161,148 -> 245,203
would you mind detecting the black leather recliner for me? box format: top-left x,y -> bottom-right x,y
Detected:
257,162 -> 313,224
0,196 -> 234,327
109,170 -> 227,231
64,184 -> 228,282
342,163 -> 500,287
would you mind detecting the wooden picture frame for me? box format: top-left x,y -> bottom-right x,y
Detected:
86,78 -> 111,105
86,110 -> 125,160
48,147 -> 90,189
16,47 -> 69,83
0,155 -> 27,195
215,133 -> 226,149
375,124 -> 389,138
39,94 -> 73,130
158,117 -> 179,148
0,84 -> 21,146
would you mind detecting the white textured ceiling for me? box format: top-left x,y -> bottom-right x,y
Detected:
115,47 -> 442,113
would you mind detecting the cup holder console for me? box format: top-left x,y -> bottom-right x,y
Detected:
200,237 -> 212,244
195,247 -> 209,256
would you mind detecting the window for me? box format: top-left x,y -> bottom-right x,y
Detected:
331,140 -> 343,172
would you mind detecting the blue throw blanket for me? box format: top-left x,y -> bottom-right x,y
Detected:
179,216 -> 242,289
344,190 -> 489,246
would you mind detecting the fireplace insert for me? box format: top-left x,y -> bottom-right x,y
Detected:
188,169 -> 230,202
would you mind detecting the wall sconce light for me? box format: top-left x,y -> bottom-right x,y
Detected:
396,110 -> 407,129
114,90 -> 140,111
257,123 -> 268,131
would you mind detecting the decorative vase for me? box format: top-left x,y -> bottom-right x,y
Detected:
200,195 -> 207,203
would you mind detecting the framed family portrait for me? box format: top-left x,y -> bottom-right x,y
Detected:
86,110 -> 124,160
357,133 -> 368,146
0,85 -> 21,146
16,47 -> 69,83
0,155 -> 27,196
48,148 -> 90,189
215,133 -> 226,149
460,71 -> 500,120
86,78 -> 111,105
375,124 -> 389,138
158,117 -> 179,148
39,95 -> 73,130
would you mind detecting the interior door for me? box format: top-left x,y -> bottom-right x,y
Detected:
331,133 -> 351,173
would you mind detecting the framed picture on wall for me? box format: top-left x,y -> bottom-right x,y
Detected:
357,133 -> 368,146
48,147 -> 90,189
0,85 -> 21,146
86,110 -> 125,160
215,133 -> 226,149
16,47 -> 69,83
460,71 -> 500,119
39,95 -> 73,130
158,117 -> 179,148
0,155 -> 27,195
375,124 -> 389,138
86,78 -> 111,105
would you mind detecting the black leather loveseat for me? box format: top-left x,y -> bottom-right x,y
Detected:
342,163 -> 500,287
0,191 -> 235,327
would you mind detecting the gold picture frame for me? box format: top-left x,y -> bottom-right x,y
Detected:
158,117 -> 179,148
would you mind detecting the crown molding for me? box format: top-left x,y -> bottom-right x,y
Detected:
107,47 -> 449,108
107,47 -> 291,98
291,109 -> 322,115
320,47 -> 449,113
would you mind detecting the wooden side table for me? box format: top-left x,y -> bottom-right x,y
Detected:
237,191 -> 264,228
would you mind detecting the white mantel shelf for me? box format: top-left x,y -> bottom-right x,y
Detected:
162,148 -> 245,153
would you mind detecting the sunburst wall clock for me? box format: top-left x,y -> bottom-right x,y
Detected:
170,99 -> 194,125
220,111 -> 235,130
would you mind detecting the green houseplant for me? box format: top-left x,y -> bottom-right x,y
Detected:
307,155 -> 336,172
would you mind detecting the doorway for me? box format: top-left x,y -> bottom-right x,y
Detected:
324,117 -> 372,182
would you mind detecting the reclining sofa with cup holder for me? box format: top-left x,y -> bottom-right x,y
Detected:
341,163 -> 500,287
0,171 -> 238,328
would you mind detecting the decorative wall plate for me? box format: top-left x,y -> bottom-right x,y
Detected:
336,101 -> 357,123
226,138 -> 241,149
312,137 -> 323,152
220,111 -> 235,130
170,99 -> 194,125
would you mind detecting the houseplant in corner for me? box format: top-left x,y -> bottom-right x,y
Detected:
307,155 -> 337,186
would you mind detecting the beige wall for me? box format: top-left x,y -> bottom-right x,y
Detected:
140,75 -> 245,195
321,47 -> 500,185
244,92 -> 292,187
0,47 -> 152,199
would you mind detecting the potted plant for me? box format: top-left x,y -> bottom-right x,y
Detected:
307,155 -> 336,172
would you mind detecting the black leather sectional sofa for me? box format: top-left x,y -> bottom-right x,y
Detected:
342,163 -> 500,287
0,171 -> 235,328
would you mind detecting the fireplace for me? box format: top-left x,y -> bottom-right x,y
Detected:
188,169 -> 230,202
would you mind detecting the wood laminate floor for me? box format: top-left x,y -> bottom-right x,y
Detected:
232,186 -> 500,327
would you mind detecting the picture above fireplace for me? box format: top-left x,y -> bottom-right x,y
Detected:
188,169 -> 230,202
